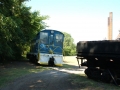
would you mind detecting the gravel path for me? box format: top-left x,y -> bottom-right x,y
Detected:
1,68 -> 85,90
0,61 -> 86,90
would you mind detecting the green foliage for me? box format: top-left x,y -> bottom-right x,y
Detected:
63,32 -> 76,56
0,0 -> 48,62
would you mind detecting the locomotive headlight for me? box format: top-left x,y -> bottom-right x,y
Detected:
51,30 -> 54,33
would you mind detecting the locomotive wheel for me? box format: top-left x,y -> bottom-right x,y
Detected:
29,57 -> 34,63
29,58 -> 32,62
35,59 -> 39,65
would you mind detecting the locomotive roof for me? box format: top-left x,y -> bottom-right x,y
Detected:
40,29 -> 64,34
31,29 -> 64,42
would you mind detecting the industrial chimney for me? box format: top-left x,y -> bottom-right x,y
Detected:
108,12 -> 113,40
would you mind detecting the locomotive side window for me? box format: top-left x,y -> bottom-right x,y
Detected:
40,32 -> 48,44
55,34 -> 63,45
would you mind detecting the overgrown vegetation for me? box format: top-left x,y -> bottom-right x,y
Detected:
0,0 -> 48,62
63,32 -> 76,56
0,0 -> 76,63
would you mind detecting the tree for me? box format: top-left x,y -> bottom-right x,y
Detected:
0,0 -> 48,62
63,32 -> 76,56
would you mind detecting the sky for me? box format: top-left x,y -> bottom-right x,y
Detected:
25,0 -> 120,44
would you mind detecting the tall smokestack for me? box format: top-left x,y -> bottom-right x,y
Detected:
108,12 -> 113,40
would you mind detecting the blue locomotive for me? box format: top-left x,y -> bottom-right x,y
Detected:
27,29 -> 64,66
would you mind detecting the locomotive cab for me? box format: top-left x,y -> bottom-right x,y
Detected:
27,29 -> 64,66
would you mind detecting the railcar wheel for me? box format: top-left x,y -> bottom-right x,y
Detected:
92,70 -> 101,81
85,68 -> 94,79
85,68 -> 90,78
101,70 -> 111,83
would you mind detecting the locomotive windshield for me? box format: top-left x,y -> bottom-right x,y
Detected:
40,32 -> 48,44
50,34 -> 54,44
39,30 -> 64,54
55,34 -> 64,46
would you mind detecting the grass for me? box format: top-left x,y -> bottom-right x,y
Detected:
69,74 -> 120,90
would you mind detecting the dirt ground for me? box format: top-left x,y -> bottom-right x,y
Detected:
0,57 -> 86,90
